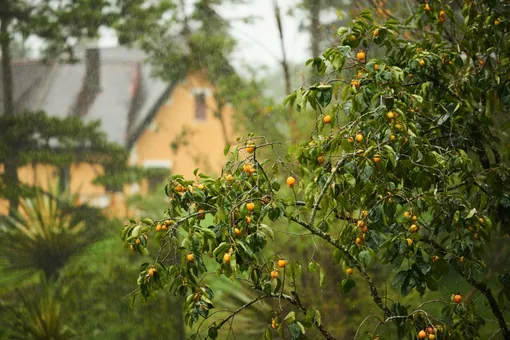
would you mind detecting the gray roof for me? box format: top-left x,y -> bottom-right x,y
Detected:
0,46 -> 172,147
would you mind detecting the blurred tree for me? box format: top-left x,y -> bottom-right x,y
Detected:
0,0 -> 173,214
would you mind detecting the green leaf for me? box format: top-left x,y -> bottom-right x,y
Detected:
361,165 -> 373,182
223,144 -> 231,156
319,266 -> 327,287
284,311 -> 296,324
340,277 -> 356,293
264,327 -> 273,340
208,326 -> 218,339
296,321 -> 306,335
309,261 -> 317,274
358,250 -> 372,266
465,208 -> 477,219
314,309 -> 322,326
333,249 -> 342,263
392,271 -> 408,290
288,323 -> 301,340
344,173 -> 356,187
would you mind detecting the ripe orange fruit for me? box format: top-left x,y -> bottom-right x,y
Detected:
286,176 -> 296,187
136,238 -> 141,245
374,63 -> 379,71
362,210 -> 369,217
495,19 -> 501,25
407,238 -> 413,246
346,267 -> 354,275
390,134 -> 396,141
270,270 -> 279,279
478,217 -> 484,224
246,202 -> 255,211
356,51 -> 365,61
425,3 -> 431,11
419,59 -> 425,66
418,330 -> 427,339
409,224 -> 419,232
246,215 -> 252,224
474,232 -> 479,240
427,327 -> 436,334
355,237 -> 362,245
129,244 -> 135,252
148,267 -> 156,277
155,224 -> 162,232
243,163 -> 252,173
429,335 -> 436,340
478,59 -> 484,66
197,183 -> 205,190
317,155 -> 325,164
351,79 -> 360,87
175,184 -> 186,192
387,111 -> 394,119
439,10 -> 446,23
404,211 -> 411,219
323,115 -> 332,124
278,259 -> 287,268
225,174 -> 233,181
187,253 -> 195,262
373,155 -> 382,163
198,209 -> 206,219
373,28 -> 379,37
362,225 -> 368,233
412,215 -> 418,222
246,144 -> 255,153
271,319 -> 278,329
432,255 -> 440,262
355,133 -> 363,142
357,220 -> 365,228
453,294 -> 462,303
347,137 -> 354,143
459,256 -> 464,263
234,228 -> 241,237
223,253 -> 231,263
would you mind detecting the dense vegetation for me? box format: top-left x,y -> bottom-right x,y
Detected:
122,1 -> 510,339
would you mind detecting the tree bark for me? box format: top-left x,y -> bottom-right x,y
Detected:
309,0 -> 321,58
1,17 -> 20,215
272,0 -> 299,139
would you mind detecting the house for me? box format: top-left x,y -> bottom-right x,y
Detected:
0,46 -> 234,216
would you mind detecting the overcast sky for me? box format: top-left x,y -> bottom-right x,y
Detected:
95,0 -> 311,76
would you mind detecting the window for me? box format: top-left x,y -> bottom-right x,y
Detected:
195,93 -> 206,121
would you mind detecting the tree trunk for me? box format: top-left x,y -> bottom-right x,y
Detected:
272,0 -> 299,139
309,0 -> 321,58
1,17 -> 20,215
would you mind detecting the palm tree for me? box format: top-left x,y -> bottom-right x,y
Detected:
0,184 -> 102,278
3,279 -> 75,340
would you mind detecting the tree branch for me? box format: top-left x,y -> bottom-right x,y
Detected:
290,216 -> 391,318
423,237 -> 509,338
213,292 -> 336,340
308,159 -> 343,226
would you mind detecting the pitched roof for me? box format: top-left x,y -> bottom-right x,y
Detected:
0,46 -> 173,147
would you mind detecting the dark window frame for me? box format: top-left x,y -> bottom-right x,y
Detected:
195,93 -> 206,121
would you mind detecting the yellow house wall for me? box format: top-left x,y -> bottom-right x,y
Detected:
1,73 -> 233,217
0,163 -> 108,215
133,73 -> 233,183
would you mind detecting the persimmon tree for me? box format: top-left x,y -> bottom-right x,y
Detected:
121,1 -> 510,339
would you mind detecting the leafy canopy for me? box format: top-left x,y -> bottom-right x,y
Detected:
121,1 -> 510,339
